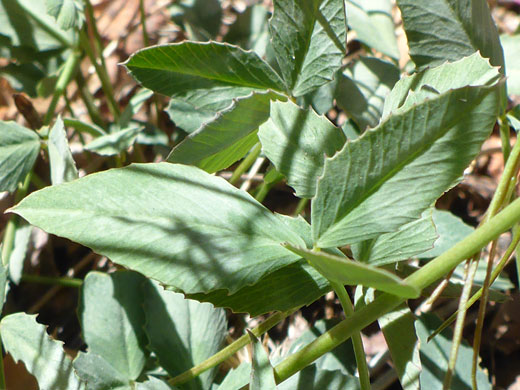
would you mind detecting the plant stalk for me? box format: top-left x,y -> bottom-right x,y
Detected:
75,73 -> 106,128
43,51 -> 82,126
79,29 -> 120,121
84,0 -> 110,76
499,116 -> 511,162
294,198 -> 309,216
138,0 -> 150,47
273,196 -> 520,385
169,308 -> 297,387
18,2 -> 73,48
442,257 -> 479,390
1,173 -> 32,266
428,224 -> 520,341
471,240 -> 498,389
331,282 -> 370,390
485,130 -> 520,221
0,334 -> 5,390
229,143 -> 262,185
21,274 -> 83,288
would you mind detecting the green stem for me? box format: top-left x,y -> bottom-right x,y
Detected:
21,274 -> 83,288
273,196 -> 520,384
29,172 -> 46,190
79,29 -> 120,121
138,0 -> 150,47
471,241 -> 498,389
485,133 -> 520,220
84,0 -> 110,77
1,173 -> 32,266
229,143 -> 262,185
75,73 -> 106,128
169,309 -> 297,387
466,134 -> 520,384
137,0 -> 163,130
428,225 -> 520,341
330,282 -> 370,390
0,334 -> 5,390
43,51 -> 82,125
18,3 -> 73,48
499,116 -> 511,162
254,177 -> 284,203
443,257 -> 479,390
294,198 -> 309,216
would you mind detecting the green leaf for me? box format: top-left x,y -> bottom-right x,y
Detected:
0,0 -> 72,51
137,377 -> 174,390
415,313 -> 491,390
298,75 -> 338,115
419,209 -> 474,259
46,0 -> 84,30
37,72 -> 59,97
11,163 -> 306,294
166,97 -> 223,134
335,56 -> 400,130
249,332 -> 277,390
379,306 -> 421,390
278,365 -> 360,390
352,209 -> 437,266
85,126 -> 143,156
6,219 -> 32,284
0,256 -> 8,316
269,0 -> 346,96
143,280 -> 227,390
169,0 -> 222,41
0,62 -> 45,96
1,312 -> 85,390
119,89 -> 154,129
286,319 -> 357,376
187,215 -> 331,315
0,121 -> 40,192
63,118 -> 106,137
258,100 -> 346,198
223,4 -> 270,58
383,53 -> 502,118
188,260 -> 331,316
48,116 -> 79,185
501,34 -> 520,95
217,364 -> 251,390
284,244 -> 420,297
73,352 -> 132,390
345,0 -> 399,60
311,68 -> 501,248
217,362 -> 360,390
125,43 -> 286,128
168,92 -> 282,173
397,0 -> 504,70
78,271 -> 148,382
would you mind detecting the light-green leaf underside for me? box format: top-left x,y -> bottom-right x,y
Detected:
0,121 -> 40,192
283,244 -> 420,298
397,0 -> 504,70
0,312 -> 85,390
269,0 -> 347,96
10,163 -> 305,295
168,91 -> 283,173
258,100 -> 346,198
311,56 -> 501,248
77,271 -> 148,383
125,41 -> 286,132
